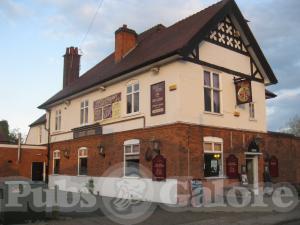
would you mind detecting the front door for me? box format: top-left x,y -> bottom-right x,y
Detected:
32,162 -> 44,181
246,159 -> 254,184
246,156 -> 259,194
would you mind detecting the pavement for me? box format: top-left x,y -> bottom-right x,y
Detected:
15,203 -> 300,225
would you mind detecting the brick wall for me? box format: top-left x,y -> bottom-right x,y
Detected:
46,123 -> 300,185
0,145 -> 47,179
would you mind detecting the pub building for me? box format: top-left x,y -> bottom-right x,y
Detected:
26,0 -> 300,204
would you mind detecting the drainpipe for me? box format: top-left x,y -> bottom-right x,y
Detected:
45,110 -> 51,184
17,133 -> 22,163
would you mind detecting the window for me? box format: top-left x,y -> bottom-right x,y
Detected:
204,71 -> 221,113
249,102 -> 255,119
78,147 -> 88,175
80,100 -> 89,125
203,137 -> 223,177
53,150 -> 60,174
126,82 -> 139,114
55,110 -> 62,131
124,139 -> 140,177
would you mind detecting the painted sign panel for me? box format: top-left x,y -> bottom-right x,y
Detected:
152,154 -> 166,181
151,81 -> 165,116
226,154 -> 239,179
94,93 -> 121,121
269,156 -> 279,178
235,79 -> 252,105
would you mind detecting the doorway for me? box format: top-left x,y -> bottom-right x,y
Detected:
31,162 -> 44,182
245,155 -> 259,194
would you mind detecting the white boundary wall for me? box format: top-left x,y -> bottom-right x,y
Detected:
49,175 -> 178,205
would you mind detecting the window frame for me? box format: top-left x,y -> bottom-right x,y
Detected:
123,139 -> 140,178
203,71 -> 222,114
249,102 -> 255,120
203,137 -> 224,178
55,109 -> 62,131
53,150 -> 60,175
126,82 -> 140,115
78,147 -> 88,176
80,100 -> 89,125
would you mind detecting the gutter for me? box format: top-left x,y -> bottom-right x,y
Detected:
39,53 -> 181,109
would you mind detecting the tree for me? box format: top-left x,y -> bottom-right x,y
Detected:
286,115 -> 300,137
0,120 -> 21,144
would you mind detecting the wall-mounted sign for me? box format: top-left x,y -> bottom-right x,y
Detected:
152,154 -> 166,181
269,156 -> 279,178
235,79 -> 252,105
151,81 -> 165,116
72,123 -> 102,139
226,154 -> 239,179
94,93 -> 121,121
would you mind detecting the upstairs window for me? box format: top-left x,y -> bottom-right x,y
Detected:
127,82 -> 139,114
249,102 -> 255,119
204,71 -> 221,113
55,110 -> 62,131
78,147 -> 88,175
203,137 -> 223,178
80,100 -> 89,125
53,150 -> 60,175
39,126 -> 43,144
124,139 -> 140,177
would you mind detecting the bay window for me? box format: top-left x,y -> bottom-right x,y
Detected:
204,71 -> 221,113
126,82 -> 139,114
124,139 -> 140,177
204,137 -> 223,178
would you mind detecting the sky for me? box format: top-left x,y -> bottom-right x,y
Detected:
0,0 -> 299,136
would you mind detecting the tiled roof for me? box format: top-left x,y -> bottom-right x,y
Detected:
39,0 -> 277,109
29,114 -> 46,127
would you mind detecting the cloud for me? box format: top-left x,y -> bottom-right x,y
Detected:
0,0 -> 31,23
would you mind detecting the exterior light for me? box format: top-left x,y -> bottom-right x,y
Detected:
63,149 -> 70,159
151,139 -> 161,154
214,154 -> 221,159
97,144 -> 105,157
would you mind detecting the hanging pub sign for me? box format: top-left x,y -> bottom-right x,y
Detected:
226,154 -> 239,179
151,81 -> 165,116
152,154 -> 166,181
94,93 -> 121,121
234,79 -> 252,105
269,156 -> 279,178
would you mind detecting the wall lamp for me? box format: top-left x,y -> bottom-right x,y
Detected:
97,144 -> 105,157
63,149 -> 70,159
151,139 -> 161,154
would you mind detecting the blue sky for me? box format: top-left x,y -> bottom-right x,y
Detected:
0,0 -> 299,136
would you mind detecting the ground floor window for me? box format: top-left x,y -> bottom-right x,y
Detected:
78,147 -> 88,175
53,150 -> 60,174
203,137 -> 223,178
124,139 -> 140,177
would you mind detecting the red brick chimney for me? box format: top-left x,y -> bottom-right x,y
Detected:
63,47 -> 81,88
115,25 -> 137,63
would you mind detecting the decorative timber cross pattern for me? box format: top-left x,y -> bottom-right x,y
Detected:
207,16 -> 248,55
